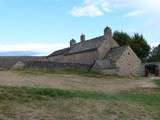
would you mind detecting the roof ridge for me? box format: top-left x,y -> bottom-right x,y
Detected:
48,35 -> 105,57
74,35 -> 104,45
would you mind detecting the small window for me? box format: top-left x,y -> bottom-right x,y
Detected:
128,52 -> 131,55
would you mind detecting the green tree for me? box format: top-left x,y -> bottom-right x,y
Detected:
130,33 -> 151,61
150,44 -> 160,62
113,31 -> 151,61
113,31 -> 131,46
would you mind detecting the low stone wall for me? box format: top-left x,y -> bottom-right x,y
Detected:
24,61 -> 91,70
0,57 -> 44,69
0,56 -> 91,71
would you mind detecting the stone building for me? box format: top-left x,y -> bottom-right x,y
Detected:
48,27 -> 141,76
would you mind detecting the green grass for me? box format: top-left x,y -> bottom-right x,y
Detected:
154,79 -> 160,88
14,68 -> 127,79
0,86 -> 160,119
0,85 -> 160,104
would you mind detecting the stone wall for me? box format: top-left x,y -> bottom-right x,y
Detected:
48,50 -> 98,65
24,61 -> 91,70
91,59 -> 118,75
0,56 -> 91,70
92,59 -> 113,70
0,57 -> 44,69
116,47 -> 141,76
97,38 -> 119,59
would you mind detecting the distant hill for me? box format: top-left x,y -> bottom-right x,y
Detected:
0,51 -> 41,56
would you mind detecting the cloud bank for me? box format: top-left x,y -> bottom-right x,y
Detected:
71,0 -> 160,17
71,0 -> 110,17
0,43 -> 68,56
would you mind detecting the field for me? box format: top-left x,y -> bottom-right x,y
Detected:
0,70 -> 159,120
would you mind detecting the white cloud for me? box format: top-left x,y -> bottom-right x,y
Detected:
71,0 -> 110,17
71,4 -> 103,17
149,40 -> 159,48
114,0 -> 160,15
0,43 -> 68,56
123,10 -> 145,18
135,0 -> 160,14
71,0 -> 160,17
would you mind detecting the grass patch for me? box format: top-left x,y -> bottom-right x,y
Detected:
154,79 -> 160,88
0,86 -> 117,101
14,68 -> 126,79
0,86 -> 160,119
0,85 -> 160,105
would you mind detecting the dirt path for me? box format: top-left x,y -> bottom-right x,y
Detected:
0,71 -> 157,92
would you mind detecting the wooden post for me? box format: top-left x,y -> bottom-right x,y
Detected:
155,66 -> 159,76
145,67 -> 148,77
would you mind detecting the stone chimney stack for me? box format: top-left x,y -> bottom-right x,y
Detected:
97,26 -> 113,59
70,39 -> 76,47
80,34 -> 85,43
104,26 -> 112,40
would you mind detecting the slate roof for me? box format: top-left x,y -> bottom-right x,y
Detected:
48,35 -> 105,57
68,36 -> 104,55
106,46 -> 128,63
48,48 -> 70,57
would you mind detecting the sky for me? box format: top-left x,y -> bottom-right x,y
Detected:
0,0 -> 159,56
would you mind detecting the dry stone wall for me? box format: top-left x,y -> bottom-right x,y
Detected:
0,57 -> 44,69
0,57 -> 91,70
24,61 -> 91,70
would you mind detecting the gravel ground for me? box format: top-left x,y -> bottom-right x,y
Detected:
0,71 -> 157,92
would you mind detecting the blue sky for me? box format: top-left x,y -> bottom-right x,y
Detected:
0,0 -> 159,56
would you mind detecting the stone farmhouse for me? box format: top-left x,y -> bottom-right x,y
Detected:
48,27 -> 142,76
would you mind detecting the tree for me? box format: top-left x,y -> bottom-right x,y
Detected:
130,33 -> 151,61
113,31 -> 151,61
113,31 -> 131,46
150,44 -> 160,62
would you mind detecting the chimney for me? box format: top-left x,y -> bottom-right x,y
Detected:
70,39 -> 76,47
80,34 -> 85,43
104,26 -> 112,40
